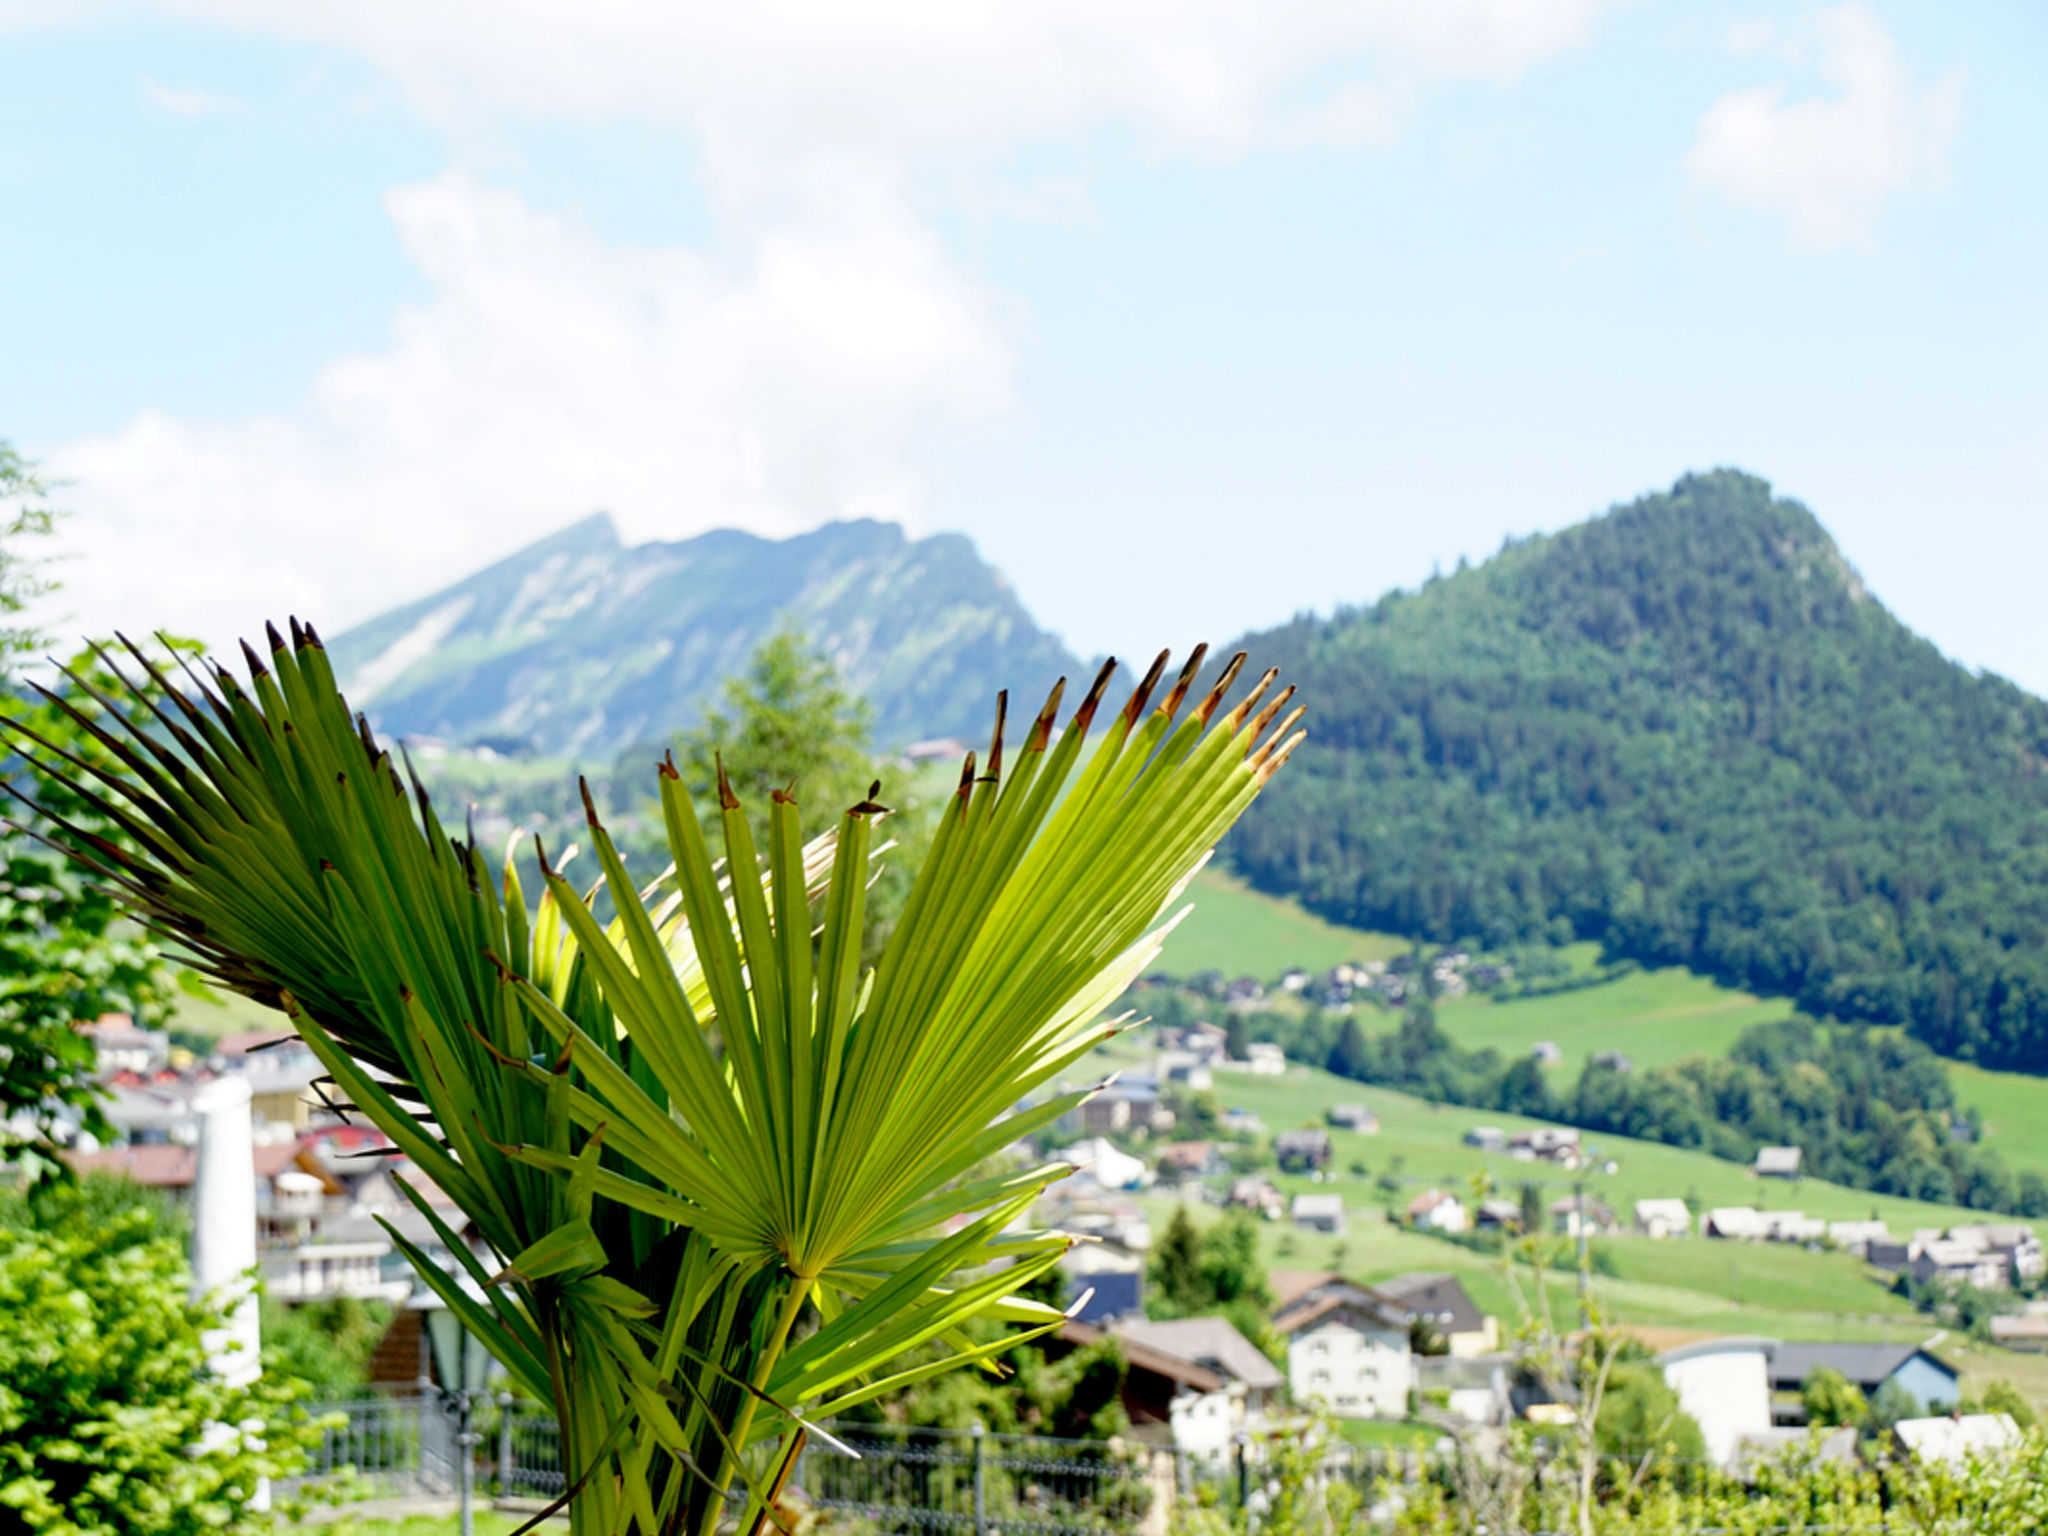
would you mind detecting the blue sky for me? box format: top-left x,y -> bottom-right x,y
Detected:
3,3 -> 2043,691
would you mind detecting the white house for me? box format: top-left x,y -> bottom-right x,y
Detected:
1050,1137 -> 1151,1191
1754,1146 -> 1803,1179
1634,1198 -> 1692,1239
1826,1220 -> 1889,1256
1759,1211 -> 1825,1243
1406,1190 -> 1468,1234
1703,1206 -> 1765,1240
1657,1337 -> 1775,1468
1243,1043 -> 1287,1075
1272,1279 -> 1414,1419
1290,1193 -> 1347,1235
1894,1414 -> 2020,1464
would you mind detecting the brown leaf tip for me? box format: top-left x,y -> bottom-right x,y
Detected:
578,775 -> 600,828
658,748 -> 679,781
714,753 -> 739,810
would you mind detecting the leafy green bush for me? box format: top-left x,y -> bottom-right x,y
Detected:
0,1183 -> 323,1536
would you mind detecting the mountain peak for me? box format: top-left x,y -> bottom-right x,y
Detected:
326,514 -> 1077,756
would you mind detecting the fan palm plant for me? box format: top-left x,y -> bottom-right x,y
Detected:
8,625 -> 1303,1535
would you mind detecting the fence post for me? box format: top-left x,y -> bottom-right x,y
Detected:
497,1392 -> 514,1496
972,1423 -> 988,1536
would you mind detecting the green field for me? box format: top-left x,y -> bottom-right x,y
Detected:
1088,1043 -> 2035,1376
1155,868 -> 1407,979
1432,966 -> 1800,1079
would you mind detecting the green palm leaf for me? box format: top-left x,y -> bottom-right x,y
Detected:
7,626 -> 1302,1536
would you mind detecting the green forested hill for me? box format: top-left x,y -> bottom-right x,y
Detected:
1225,470 -> 2048,1072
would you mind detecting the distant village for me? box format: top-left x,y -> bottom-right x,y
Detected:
50,987 -> 2048,1464
1019,1000 -> 2048,1466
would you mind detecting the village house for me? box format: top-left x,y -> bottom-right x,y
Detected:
1754,1146 -> 1803,1179
1474,1197 -> 1525,1232
1767,1342 -> 1959,1423
1326,1103 -> 1378,1134
1155,1141 -> 1226,1184
1291,1192 -> 1347,1235
1050,1316 -> 1280,1460
1549,1193 -> 1616,1239
1463,1126 -> 1505,1151
1634,1198 -> 1692,1239
1508,1127 -> 1581,1167
1373,1272 -> 1498,1356
1826,1219 -> 1890,1256
1270,1274 -> 1414,1419
1948,1223 -> 2046,1284
1242,1042 -> 1287,1075
1529,1041 -> 1562,1064
1406,1189 -> 1467,1234
1226,1176 -> 1285,1220
1275,1128 -> 1333,1173
1703,1206 -> 1767,1241
1758,1211 -> 1825,1243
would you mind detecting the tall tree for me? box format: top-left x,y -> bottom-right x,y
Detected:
676,628 -> 872,810
0,444 -> 181,1155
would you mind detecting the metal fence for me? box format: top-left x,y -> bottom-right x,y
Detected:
796,1424 -> 1167,1535
292,1400 -> 1178,1533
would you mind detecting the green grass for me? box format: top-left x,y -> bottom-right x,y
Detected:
1103,1050 -> 2035,1349
1154,869 -> 1407,979
1947,1059 -> 2048,1180
166,981 -> 289,1042
1332,1418 -> 1447,1449
1431,966 -> 1799,1080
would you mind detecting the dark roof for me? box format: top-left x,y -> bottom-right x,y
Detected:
1371,1271 -> 1487,1336
1117,1317 -> 1285,1391
1272,1279 -> 1409,1336
1059,1320 -> 1224,1393
1768,1342 -> 1955,1392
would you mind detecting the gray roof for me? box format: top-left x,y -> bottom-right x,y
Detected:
1768,1342 -> 1954,1392
1116,1317 -> 1285,1391
1371,1271 -> 1486,1336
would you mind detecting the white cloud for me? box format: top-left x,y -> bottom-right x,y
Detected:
1687,4 -> 1964,251
45,172 -> 1007,653
42,1 -> 1632,653
140,77 -> 250,117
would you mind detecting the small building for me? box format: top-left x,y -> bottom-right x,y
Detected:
1162,1055 -> 1214,1093
1326,1104 -> 1378,1134
1910,1239 -> 2007,1292
1529,1042 -> 1562,1064
1474,1197 -> 1525,1232
1754,1146 -> 1803,1179
1291,1193 -> 1348,1235
1508,1127 -> 1581,1167
1053,1316 -> 1280,1459
1634,1198 -> 1692,1240
1406,1190 -> 1467,1234
1226,1176 -> 1286,1220
1657,1337 -> 1776,1469
1767,1342 -> 1959,1421
1242,1042 -> 1287,1075
1590,1049 -> 1632,1073
1272,1278 -> 1414,1420
1463,1126 -> 1505,1152
1276,1128 -> 1333,1173
1050,1137 -> 1152,1191
1703,1207 -> 1765,1241
1826,1219 -> 1889,1256
1894,1414 -> 2020,1464
1112,1316 -> 1286,1457
1759,1211 -> 1825,1243
1989,1314 -> 2048,1352
1372,1271 -> 1498,1356
1945,1223 -> 2047,1285
1156,1141 -> 1225,1183
1549,1193 -> 1614,1239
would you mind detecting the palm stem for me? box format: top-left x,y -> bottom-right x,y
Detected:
695,1273 -> 813,1536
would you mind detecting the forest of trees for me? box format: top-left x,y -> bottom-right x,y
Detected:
1298,1000 -> 2047,1216
1225,470 -> 2048,1074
